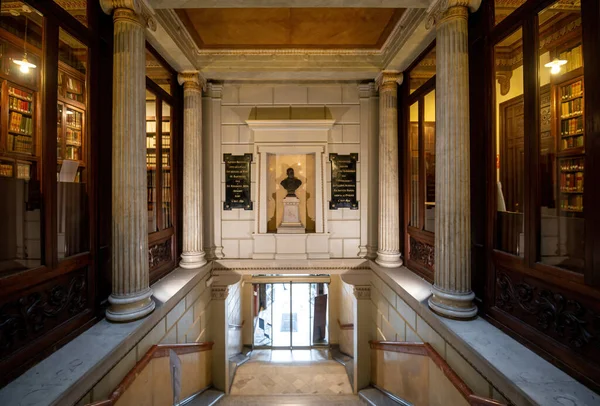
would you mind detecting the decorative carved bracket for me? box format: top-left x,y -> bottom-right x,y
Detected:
353,285 -> 371,300
211,286 -> 229,300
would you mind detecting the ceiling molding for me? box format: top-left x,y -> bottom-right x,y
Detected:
149,0 -> 432,9
150,6 -> 433,80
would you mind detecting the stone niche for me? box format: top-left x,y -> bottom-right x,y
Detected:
247,119 -> 335,259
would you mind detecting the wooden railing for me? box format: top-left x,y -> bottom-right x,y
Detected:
370,341 -> 506,406
87,342 -> 213,406
337,318 -> 354,330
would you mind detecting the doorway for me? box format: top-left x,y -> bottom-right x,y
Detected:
253,282 -> 328,349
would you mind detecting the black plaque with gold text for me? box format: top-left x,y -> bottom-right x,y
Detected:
329,153 -> 358,210
224,153 -> 253,210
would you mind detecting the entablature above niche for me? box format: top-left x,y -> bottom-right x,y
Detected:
212,258 -> 371,275
246,119 -> 336,143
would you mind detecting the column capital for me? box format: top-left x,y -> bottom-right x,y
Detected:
353,285 -> 371,300
212,286 -> 229,300
100,0 -> 156,31
427,0 -> 481,28
376,71 -> 403,91
178,71 -> 207,91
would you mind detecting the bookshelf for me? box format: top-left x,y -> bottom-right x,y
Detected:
56,64 -> 86,178
556,69 -> 584,217
146,114 -> 172,230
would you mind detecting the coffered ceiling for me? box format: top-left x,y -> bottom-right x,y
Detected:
176,8 -> 404,50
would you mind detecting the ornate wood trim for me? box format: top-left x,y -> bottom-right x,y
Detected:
148,238 -> 172,270
338,319 -> 354,330
369,341 -> 428,356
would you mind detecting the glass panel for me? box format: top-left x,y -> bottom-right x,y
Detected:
409,46 -> 435,94
272,283 -> 291,347
291,283 -> 311,347
494,28 -> 524,257
161,101 -> 172,229
254,284 -> 273,347
146,49 -> 172,95
409,101 -> 420,228
146,90 -> 158,233
538,2 -> 584,272
54,0 -> 88,27
424,89 -> 436,233
57,29 -> 88,260
0,3 -> 43,275
495,0 -> 526,26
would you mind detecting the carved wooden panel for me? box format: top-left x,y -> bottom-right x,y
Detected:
409,237 -> 434,270
495,269 -> 600,357
149,238 -> 172,270
0,270 -> 88,359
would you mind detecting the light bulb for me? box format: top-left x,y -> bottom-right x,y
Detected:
550,65 -> 561,75
544,58 -> 567,75
19,64 -> 29,73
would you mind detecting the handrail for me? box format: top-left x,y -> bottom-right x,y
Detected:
87,342 -> 214,406
369,341 -> 506,406
337,318 -> 354,330
229,320 -> 245,329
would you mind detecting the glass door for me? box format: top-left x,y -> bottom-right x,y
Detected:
253,282 -> 329,349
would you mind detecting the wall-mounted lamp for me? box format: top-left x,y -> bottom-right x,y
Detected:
544,58 -> 567,75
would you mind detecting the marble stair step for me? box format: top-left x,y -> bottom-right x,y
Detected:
216,394 -> 364,405
358,387 -> 413,406
185,389 -> 225,406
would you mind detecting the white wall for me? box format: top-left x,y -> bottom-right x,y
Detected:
203,82 -> 378,259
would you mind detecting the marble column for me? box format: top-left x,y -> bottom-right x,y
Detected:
428,0 -> 480,319
101,0 -> 155,322
376,71 -> 403,268
178,72 -> 208,269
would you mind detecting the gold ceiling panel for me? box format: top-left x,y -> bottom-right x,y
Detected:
176,8 -> 404,49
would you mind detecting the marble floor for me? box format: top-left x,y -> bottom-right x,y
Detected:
228,350 -> 354,400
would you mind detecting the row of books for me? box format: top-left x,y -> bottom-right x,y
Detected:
9,112 -> 33,135
65,145 -> 79,160
146,136 -> 156,149
66,77 -> 83,94
162,152 -> 170,166
9,96 -> 32,114
147,152 -> 157,165
561,116 -> 584,136
561,80 -> 582,100
0,162 -> 13,177
560,195 -> 583,212
66,111 -> 82,128
162,172 -> 172,227
8,87 -> 32,101
562,135 -> 584,150
146,121 -> 171,133
8,133 -> 33,154
560,158 -> 584,172
66,128 -> 81,145
558,45 -> 583,74
560,98 -> 582,118
560,172 -> 583,193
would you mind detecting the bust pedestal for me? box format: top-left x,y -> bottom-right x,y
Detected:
277,196 -> 305,234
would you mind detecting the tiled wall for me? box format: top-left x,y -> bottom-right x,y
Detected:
76,271 -> 213,405
369,273 -> 510,404
209,82 -> 373,259
226,280 -> 243,357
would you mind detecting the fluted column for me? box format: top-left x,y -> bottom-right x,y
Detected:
101,0 -> 155,322
376,71 -> 403,268
178,72 -> 207,269
428,0 -> 480,319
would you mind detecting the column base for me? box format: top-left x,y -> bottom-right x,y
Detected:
428,286 -> 477,320
106,288 -> 155,322
180,251 -> 208,269
375,251 -> 403,268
